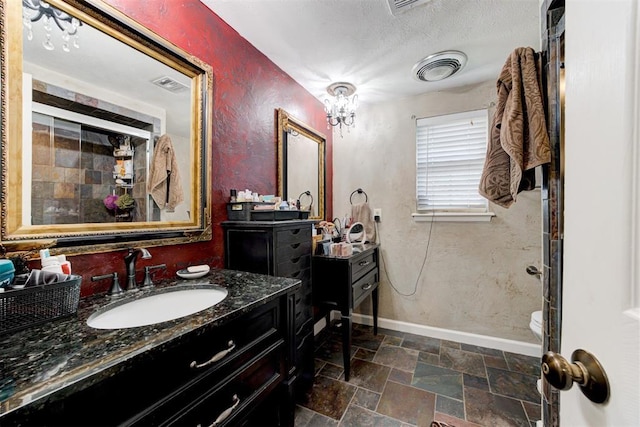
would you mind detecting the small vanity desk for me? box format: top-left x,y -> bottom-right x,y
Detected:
312,243 -> 379,380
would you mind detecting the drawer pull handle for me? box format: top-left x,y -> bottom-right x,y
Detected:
358,260 -> 371,267
291,243 -> 301,249
292,256 -> 301,264
206,394 -> 240,427
190,340 -> 236,369
362,283 -> 373,291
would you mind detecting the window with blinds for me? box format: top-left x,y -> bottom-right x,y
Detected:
416,109 -> 488,211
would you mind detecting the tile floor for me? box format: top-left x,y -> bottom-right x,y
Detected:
295,323 -> 541,427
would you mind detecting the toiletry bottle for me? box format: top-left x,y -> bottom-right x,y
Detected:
56,255 -> 72,274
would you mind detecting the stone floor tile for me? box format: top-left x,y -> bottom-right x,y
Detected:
354,347 -> 377,361
439,346 -> 486,377
523,400 -> 542,424
460,343 -> 504,357
486,367 -> 540,404
383,335 -> 403,346
435,394 -> 465,420
463,373 -> 489,391
402,334 -> 441,354
340,404 -> 404,427
319,362 -> 343,379
418,350 -> 440,366
504,352 -> 541,377
483,354 -> 509,370
353,388 -> 381,411
412,362 -> 463,400
388,368 -> 413,385
373,344 -> 419,372
301,375 -> 357,420
433,412 -> 482,427
295,405 -> 316,427
464,386 -> 530,427
377,381 -> 436,426
343,358 -> 390,393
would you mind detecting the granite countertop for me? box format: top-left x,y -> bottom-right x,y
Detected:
0,268 -> 300,418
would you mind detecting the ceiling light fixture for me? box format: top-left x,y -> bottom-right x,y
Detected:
22,0 -> 81,52
412,50 -> 467,82
324,82 -> 358,137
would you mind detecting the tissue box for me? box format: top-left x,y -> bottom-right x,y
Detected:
0,260 -> 15,288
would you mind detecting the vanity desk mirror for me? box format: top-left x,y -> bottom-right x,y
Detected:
0,0 -> 213,257
277,108 -> 326,221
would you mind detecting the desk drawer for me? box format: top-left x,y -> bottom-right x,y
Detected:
351,252 -> 376,282
277,227 -> 310,245
277,240 -> 312,261
352,268 -> 378,307
277,255 -> 311,277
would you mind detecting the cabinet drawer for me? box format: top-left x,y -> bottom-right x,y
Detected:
277,239 -> 311,261
351,252 -> 376,282
165,342 -> 284,427
277,255 -> 310,277
122,301 -> 281,426
276,227 -> 310,245
352,268 -> 378,307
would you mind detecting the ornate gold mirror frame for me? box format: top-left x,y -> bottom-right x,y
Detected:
277,108 -> 325,220
0,0 -> 213,257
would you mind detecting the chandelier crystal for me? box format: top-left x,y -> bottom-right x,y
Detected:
22,0 -> 81,52
324,82 -> 358,137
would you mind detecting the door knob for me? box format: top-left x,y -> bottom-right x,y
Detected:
541,349 -> 610,403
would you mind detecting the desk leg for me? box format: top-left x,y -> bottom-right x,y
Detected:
341,310 -> 352,381
372,286 -> 379,336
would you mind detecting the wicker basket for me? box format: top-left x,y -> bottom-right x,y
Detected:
0,275 -> 82,335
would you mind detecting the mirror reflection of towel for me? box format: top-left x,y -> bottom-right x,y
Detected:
148,135 -> 184,212
351,203 -> 376,243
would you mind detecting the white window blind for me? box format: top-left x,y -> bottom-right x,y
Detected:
416,109 -> 488,211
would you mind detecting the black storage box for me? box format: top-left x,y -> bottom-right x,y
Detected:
226,202 -> 274,221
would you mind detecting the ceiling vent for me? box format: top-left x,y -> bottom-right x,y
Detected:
151,76 -> 189,93
412,50 -> 468,82
387,0 -> 432,16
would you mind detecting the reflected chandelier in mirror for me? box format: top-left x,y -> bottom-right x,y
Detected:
0,0 -> 213,256
277,109 -> 325,220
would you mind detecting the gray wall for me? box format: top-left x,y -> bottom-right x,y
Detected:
332,79 -> 542,344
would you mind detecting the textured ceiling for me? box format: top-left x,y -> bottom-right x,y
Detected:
201,0 -> 541,105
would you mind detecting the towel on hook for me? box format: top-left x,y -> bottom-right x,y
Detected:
148,134 -> 184,212
351,202 -> 376,243
478,47 -> 550,208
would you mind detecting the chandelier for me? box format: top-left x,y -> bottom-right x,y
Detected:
324,82 -> 358,137
22,0 -> 81,52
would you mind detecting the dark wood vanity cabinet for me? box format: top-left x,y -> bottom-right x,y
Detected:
312,244 -> 380,381
1,295 -> 293,427
222,220 -> 316,399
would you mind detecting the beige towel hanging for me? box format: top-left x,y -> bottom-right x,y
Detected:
479,47 -> 550,208
351,202 -> 376,243
148,134 -> 184,212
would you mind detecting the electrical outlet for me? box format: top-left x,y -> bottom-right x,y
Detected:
374,208 -> 382,222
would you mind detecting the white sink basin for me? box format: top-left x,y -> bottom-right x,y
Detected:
87,286 -> 228,329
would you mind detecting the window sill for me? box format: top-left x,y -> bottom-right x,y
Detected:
411,212 -> 495,223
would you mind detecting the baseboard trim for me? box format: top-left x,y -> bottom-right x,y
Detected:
350,313 -> 542,357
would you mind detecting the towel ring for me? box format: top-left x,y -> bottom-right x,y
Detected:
298,190 -> 313,209
350,188 -> 368,204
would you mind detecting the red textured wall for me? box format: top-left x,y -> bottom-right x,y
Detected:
40,0 -> 333,296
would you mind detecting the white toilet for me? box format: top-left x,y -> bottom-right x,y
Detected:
530,310 -> 543,341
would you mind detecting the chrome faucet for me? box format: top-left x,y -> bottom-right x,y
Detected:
124,248 -> 151,291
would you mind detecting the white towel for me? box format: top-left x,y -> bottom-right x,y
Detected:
351,203 -> 376,243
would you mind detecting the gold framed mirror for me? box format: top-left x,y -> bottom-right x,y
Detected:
0,0 -> 213,256
277,108 -> 325,220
